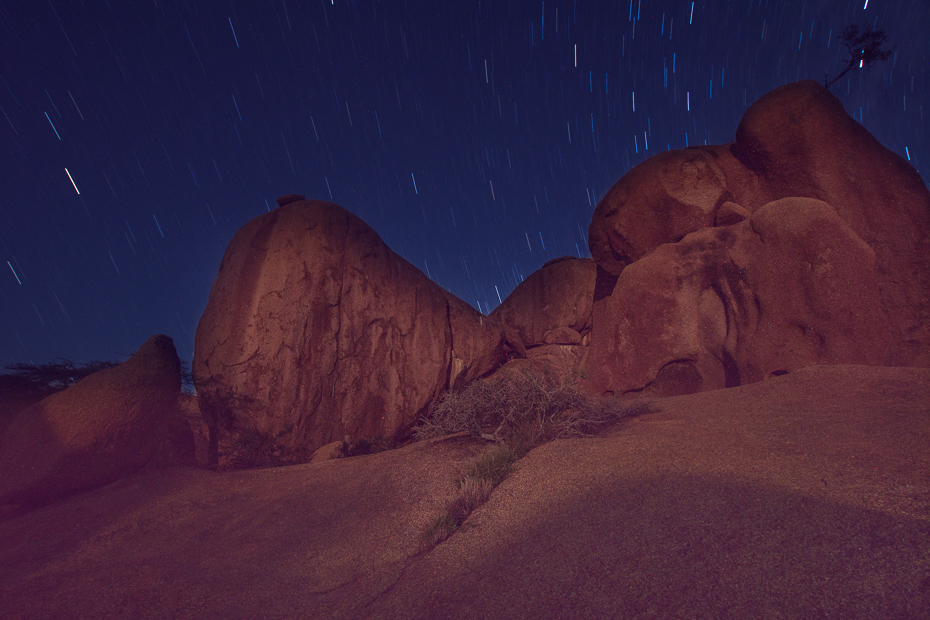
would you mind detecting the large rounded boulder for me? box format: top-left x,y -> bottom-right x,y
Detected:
730,81 -> 930,365
194,197 -> 516,467
0,335 -> 182,506
585,198 -> 891,397
588,149 -> 733,276
490,256 -> 596,348
586,80 -> 930,398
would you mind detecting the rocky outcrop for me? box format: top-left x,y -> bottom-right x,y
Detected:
0,335 -> 182,506
155,413 -> 198,468
586,80 -> 930,396
194,198 -> 518,466
490,257 -> 596,348
586,198 -> 890,396
588,149 -> 735,274
501,344 -> 588,387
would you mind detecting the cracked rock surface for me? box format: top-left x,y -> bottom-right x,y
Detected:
193,199 -> 514,461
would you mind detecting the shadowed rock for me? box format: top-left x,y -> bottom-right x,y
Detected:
194,197 -> 517,466
0,335 -> 182,506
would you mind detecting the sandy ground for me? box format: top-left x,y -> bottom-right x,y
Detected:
1,364 -> 928,619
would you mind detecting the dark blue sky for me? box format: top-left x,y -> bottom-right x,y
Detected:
1,0 -> 927,367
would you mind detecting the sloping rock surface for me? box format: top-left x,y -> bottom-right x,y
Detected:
0,335 -> 181,506
587,80 -> 930,396
194,198 -> 514,463
1,365 -> 926,618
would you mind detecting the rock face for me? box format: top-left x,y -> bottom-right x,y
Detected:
587,198 -> 890,396
490,257 -> 596,348
194,198 -> 517,465
0,335 -> 182,506
586,80 -> 930,396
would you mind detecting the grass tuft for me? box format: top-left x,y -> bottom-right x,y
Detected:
461,443 -> 519,487
416,366 -> 660,548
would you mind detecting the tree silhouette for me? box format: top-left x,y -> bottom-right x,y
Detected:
823,24 -> 894,90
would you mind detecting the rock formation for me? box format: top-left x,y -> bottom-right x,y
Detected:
194,197 -> 519,466
0,335 -> 182,506
586,80 -> 930,396
490,257 -> 596,347
587,198 -> 890,396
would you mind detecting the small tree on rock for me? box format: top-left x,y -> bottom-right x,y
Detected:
824,24 -> 894,90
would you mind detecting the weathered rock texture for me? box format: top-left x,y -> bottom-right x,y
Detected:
496,344 -> 588,387
194,198 -> 517,464
0,335 -> 182,506
490,257 -> 596,348
587,198 -> 890,396
587,80 -> 930,396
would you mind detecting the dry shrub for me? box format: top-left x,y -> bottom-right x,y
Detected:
414,366 -> 655,448
417,368 -> 659,548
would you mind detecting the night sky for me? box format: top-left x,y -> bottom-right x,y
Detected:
1,0 -> 927,368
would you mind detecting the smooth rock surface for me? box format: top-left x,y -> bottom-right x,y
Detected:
0,365 -> 926,618
586,198 -> 890,396
586,80 -> 930,398
0,335 -> 182,506
309,440 -> 345,463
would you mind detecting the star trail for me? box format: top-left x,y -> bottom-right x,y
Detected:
0,0 -> 926,366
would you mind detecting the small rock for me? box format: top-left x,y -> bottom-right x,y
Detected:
310,441 -> 345,463
275,194 -> 305,206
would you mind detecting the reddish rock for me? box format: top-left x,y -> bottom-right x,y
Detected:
275,193 -> 305,207
194,198 -> 516,467
167,392 -> 210,469
526,344 -> 588,385
542,326 -> 582,345
490,257 -> 596,348
588,149 -> 732,275
588,80 -> 930,393
0,335 -> 182,506
731,80 -> 930,365
714,201 -> 750,227
586,198 -> 891,397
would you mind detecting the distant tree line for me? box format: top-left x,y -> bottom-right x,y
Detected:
0,358 -> 194,398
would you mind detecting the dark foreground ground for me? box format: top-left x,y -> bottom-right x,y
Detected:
1,365 -> 928,619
